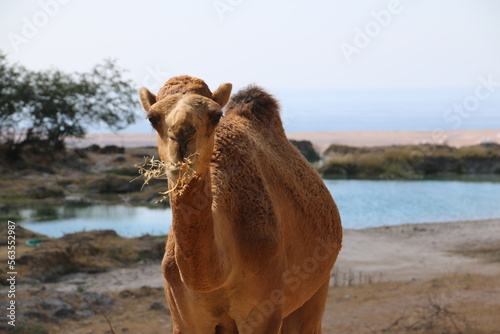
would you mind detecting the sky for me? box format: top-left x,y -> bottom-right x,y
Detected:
1,0 -> 500,132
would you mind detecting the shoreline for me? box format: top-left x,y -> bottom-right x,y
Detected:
69,129 -> 500,151
12,209 -> 500,238
352,216 -> 500,231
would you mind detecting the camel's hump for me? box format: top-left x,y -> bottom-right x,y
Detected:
225,85 -> 281,124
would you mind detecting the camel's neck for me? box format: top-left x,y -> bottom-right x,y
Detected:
169,172 -> 228,292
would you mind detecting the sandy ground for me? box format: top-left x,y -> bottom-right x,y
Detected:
71,129 -> 500,153
14,219 -> 499,333
334,219 -> 500,282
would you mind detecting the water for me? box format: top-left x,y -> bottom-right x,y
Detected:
16,204 -> 172,238
10,179 -> 500,237
326,179 -> 500,229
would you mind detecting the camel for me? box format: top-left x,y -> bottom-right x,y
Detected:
138,75 -> 342,333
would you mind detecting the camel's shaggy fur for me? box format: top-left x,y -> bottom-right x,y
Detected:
139,75 -> 342,333
157,75 -> 213,100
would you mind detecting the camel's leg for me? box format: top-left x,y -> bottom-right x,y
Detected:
164,279 -> 218,334
280,280 -> 330,334
234,311 -> 282,334
163,279 -> 187,334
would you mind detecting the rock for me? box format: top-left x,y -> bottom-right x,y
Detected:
40,296 -> 67,309
289,140 -> 321,162
73,148 -> 88,158
35,166 -> 55,174
20,296 -> 44,309
119,290 -> 134,298
75,310 -> 94,318
20,309 -> 50,322
69,278 -> 86,285
87,174 -> 141,193
149,302 -> 166,311
54,307 -> 75,318
62,153 -> 88,171
100,145 -> 125,154
85,144 -> 101,152
117,178 -> 143,192
41,297 -> 74,318
136,235 -> 166,261
82,292 -> 114,306
78,302 -> 91,311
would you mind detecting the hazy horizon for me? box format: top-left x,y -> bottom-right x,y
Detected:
2,0 -> 500,133
123,87 -> 500,134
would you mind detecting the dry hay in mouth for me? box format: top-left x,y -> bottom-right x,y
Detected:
131,153 -> 198,202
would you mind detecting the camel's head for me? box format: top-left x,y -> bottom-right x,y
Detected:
138,76 -> 232,180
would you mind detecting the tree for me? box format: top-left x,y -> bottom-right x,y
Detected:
0,54 -> 138,151
0,54 -> 30,142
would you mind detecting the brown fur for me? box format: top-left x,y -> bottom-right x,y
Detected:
157,75 -> 213,100
138,76 -> 342,333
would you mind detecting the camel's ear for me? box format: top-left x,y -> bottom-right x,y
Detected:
212,83 -> 232,108
138,88 -> 157,111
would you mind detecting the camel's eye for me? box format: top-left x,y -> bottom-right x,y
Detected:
210,111 -> 223,125
148,114 -> 160,129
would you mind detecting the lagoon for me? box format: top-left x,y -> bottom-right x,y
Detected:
12,179 -> 500,237
327,179 -> 500,229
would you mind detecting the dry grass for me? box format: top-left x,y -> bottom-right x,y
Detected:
132,153 -> 198,202
456,145 -> 489,158
330,268 -> 384,286
321,143 -> 500,178
453,247 -> 500,263
376,296 -> 476,334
